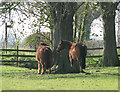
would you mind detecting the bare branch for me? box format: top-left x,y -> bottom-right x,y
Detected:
35,32 -> 51,42
0,2 -> 20,10
74,2 -> 85,13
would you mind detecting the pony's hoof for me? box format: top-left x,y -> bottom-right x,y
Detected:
41,72 -> 44,75
48,72 -> 51,74
80,70 -> 86,73
38,72 -> 40,74
85,73 -> 91,75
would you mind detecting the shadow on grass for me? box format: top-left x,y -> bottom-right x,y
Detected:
99,73 -> 120,76
2,70 -> 119,80
2,65 -> 119,80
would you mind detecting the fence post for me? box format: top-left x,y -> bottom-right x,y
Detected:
2,52 -> 3,62
5,23 -> 7,54
35,45 -> 37,51
17,45 -> 19,66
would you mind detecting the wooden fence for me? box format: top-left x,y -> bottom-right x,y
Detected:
1,47 -> 120,64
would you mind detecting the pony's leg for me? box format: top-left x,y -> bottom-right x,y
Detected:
38,61 -> 41,74
82,57 -> 86,69
79,60 -> 86,73
76,60 -> 81,72
41,64 -> 44,75
48,68 -> 51,74
69,55 -> 74,72
48,57 -> 52,74
76,58 -> 85,73
44,65 -> 46,74
79,62 -> 82,72
41,63 -> 47,75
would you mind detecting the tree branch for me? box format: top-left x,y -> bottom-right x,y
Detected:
74,2 -> 85,13
0,2 -> 20,10
35,32 -> 51,42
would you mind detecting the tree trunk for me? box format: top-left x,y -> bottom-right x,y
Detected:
50,29 -> 53,50
80,3 -> 88,43
73,14 -> 78,42
77,22 -> 81,43
76,3 -> 88,43
101,2 -> 119,66
50,2 -> 80,73
85,20 -> 90,40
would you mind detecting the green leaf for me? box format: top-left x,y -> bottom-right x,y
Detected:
23,18 -> 26,20
34,24 -> 37,27
92,33 -> 95,36
95,34 -> 98,37
13,8 -> 16,11
15,1 -> 18,4
26,40 -> 31,43
10,20 -> 14,24
104,5 -> 106,8
95,5 -> 98,8
20,2 -> 23,5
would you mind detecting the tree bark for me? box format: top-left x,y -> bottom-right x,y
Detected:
73,14 -> 78,42
49,2 -> 80,73
101,2 -> 119,66
80,3 -> 88,43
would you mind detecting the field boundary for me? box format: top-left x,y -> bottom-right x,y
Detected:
0,47 -> 120,64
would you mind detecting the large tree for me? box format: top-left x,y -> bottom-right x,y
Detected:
100,2 -> 119,66
49,2 -> 85,73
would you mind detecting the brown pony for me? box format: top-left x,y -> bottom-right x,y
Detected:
36,43 -> 52,75
56,40 -> 87,73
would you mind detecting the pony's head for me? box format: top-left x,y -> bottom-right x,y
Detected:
56,40 -> 72,52
56,40 -> 66,52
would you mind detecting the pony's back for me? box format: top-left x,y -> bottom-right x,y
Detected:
76,43 -> 87,57
36,43 -> 52,69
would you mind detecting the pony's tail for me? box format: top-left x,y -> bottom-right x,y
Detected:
44,48 -> 52,69
81,45 -> 87,69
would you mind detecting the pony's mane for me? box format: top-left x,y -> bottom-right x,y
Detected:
63,40 -> 72,45
40,43 -> 48,46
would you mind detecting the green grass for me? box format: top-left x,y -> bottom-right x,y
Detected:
1,65 -> 119,90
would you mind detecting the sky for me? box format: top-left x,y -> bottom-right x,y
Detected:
90,16 -> 103,40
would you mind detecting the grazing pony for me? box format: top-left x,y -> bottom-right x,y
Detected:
36,43 -> 52,75
56,40 -> 87,73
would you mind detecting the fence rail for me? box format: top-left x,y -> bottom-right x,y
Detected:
87,47 -> 120,50
2,55 -> 35,57
1,60 -> 30,63
1,47 -> 120,63
1,47 -> 120,51
1,49 -> 36,52
0,48 -> 37,64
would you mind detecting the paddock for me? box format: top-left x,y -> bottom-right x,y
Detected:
1,65 -> 119,90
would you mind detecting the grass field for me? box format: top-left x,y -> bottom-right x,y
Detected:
1,65 -> 119,90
